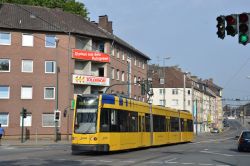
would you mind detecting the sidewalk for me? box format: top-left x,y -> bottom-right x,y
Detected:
1,138 -> 70,147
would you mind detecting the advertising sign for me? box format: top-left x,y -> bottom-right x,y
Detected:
72,74 -> 110,86
72,49 -> 110,63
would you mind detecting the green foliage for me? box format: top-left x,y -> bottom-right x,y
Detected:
1,0 -> 89,18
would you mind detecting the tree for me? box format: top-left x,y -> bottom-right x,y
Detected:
1,0 -> 89,18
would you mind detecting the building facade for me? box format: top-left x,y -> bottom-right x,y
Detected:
148,65 -> 223,133
0,4 -> 150,139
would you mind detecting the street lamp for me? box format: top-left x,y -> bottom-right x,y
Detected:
162,57 -> 171,107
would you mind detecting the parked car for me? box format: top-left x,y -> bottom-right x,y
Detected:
210,128 -> 219,133
237,131 -> 250,152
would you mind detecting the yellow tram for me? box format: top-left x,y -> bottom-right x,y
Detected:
72,94 -> 194,152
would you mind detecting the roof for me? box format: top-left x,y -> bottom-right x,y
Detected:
0,3 -> 150,60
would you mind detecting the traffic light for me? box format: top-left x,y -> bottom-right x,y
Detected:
22,108 -> 27,118
54,111 -> 61,122
225,14 -> 238,36
216,16 -> 225,39
239,13 -> 249,45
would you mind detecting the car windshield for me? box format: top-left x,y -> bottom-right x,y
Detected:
242,132 -> 250,139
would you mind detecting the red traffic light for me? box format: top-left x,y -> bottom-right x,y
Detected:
225,15 -> 236,25
239,13 -> 248,23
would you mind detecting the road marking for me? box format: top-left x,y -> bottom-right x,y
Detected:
147,161 -> 163,164
84,160 -> 96,162
121,160 -> 135,163
200,151 -> 233,157
99,160 -> 113,163
216,165 -> 230,166
199,164 -> 213,166
181,163 -> 194,165
165,158 -> 177,162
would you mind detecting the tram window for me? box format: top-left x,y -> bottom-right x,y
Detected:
181,118 -> 184,132
129,112 -> 138,132
187,120 -> 193,132
166,118 -> 170,132
170,117 -> 179,132
153,115 -> 166,132
145,114 -> 150,132
119,111 -> 128,132
184,120 -> 188,132
100,108 -> 110,132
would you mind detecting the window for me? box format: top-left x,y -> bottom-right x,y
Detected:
188,100 -> 191,106
42,113 -> 56,127
170,117 -> 179,132
122,52 -> 125,60
188,90 -> 191,95
0,113 -> 9,127
100,109 -> 138,132
172,99 -> 178,106
45,61 -> 56,73
117,48 -> 120,58
172,89 -> 178,95
0,59 -> 10,72
116,69 -> 119,80
159,89 -> 165,95
111,46 -> 115,56
22,60 -> 33,73
121,71 -> 125,82
44,87 -> 55,99
45,35 -> 56,48
160,99 -> 166,106
20,114 -> 32,127
160,78 -> 165,84
0,86 -> 10,99
134,76 -> 137,84
22,33 -> 34,47
134,57 -> 137,66
111,68 -> 115,79
153,115 -> 166,132
142,62 -> 145,69
21,86 -> 32,99
0,32 -> 11,45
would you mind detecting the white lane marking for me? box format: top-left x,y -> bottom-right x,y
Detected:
182,163 -> 194,165
165,158 -> 177,162
199,164 -> 213,166
147,161 -> 163,164
121,160 -> 135,163
99,160 -> 113,163
216,165 -> 230,166
84,160 -> 96,162
167,162 -> 178,164
193,137 -> 234,144
200,151 -> 233,157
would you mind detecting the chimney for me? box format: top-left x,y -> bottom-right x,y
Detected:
98,15 -> 113,33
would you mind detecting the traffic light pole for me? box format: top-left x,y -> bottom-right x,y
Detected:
21,109 -> 24,143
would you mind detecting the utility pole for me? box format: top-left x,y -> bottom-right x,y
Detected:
55,37 -> 60,142
183,72 -> 187,110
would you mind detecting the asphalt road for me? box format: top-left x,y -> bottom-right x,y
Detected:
0,119 -> 249,166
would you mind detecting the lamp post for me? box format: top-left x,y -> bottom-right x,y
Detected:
55,37 -> 60,142
162,57 -> 171,107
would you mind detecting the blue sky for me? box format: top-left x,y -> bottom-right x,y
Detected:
81,0 -> 250,103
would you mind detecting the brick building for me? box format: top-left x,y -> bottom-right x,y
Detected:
0,3 -> 150,139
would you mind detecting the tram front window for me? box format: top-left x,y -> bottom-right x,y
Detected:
74,96 -> 98,134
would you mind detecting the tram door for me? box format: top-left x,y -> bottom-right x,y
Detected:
138,113 -> 145,146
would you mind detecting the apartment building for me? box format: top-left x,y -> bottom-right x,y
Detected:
148,65 -> 223,133
0,4 -> 150,139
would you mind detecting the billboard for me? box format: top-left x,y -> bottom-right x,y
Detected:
72,49 -> 110,63
72,74 -> 110,86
